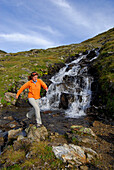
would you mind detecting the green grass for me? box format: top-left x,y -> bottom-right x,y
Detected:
0,140 -> 64,169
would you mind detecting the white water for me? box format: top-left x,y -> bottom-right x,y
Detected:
39,50 -> 99,118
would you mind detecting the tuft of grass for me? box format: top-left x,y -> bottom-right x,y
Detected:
0,141 -> 65,169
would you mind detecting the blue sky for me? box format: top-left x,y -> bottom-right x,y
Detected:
0,0 -> 114,53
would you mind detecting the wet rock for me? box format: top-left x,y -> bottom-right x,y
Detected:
4,92 -> 16,105
25,125 -> 48,141
66,63 -> 77,72
59,92 -> 75,109
7,120 -> 19,129
59,93 -> 68,109
86,50 -> 96,60
48,62 -> 65,76
0,119 -> 11,128
65,54 -> 79,63
0,118 -> 20,130
43,110 -> 53,114
0,131 -> 8,146
82,50 -> 88,55
8,128 -> 23,140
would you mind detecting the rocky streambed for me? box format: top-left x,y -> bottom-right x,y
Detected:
0,48 -> 114,169
0,106 -> 114,169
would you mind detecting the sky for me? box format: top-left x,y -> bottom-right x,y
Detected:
0,0 -> 114,53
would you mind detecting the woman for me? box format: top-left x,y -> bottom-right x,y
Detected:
16,72 -> 48,127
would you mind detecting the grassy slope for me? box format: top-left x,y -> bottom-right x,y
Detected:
0,28 -> 114,113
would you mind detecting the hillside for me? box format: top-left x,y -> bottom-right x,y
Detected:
0,28 -> 114,118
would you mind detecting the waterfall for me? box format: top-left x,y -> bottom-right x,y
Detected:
39,49 -> 99,118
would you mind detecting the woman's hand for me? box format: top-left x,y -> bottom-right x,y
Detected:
46,88 -> 48,92
16,95 -> 18,99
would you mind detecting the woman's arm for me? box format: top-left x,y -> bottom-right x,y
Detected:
16,81 -> 30,99
39,79 -> 48,91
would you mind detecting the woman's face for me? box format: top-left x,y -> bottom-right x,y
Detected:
32,75 -> 38,81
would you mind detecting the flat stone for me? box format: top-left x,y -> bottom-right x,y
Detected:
3,116 -> 14,121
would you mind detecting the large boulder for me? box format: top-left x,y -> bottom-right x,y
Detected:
52,143 -> 98,166
59,92 -> 74,109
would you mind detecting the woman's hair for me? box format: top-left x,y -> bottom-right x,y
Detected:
28,72 -> 38,80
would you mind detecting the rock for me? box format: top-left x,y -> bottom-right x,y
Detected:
53,144 -> 98,166
8,128 -> 22,140
7,120 -> 19,129
93,121 -> 103,127
3,116 -> 14,121
65,54 -> 79,63
52,144 -> 86,165
17,135 -> 24,141
59,93 -> 68,109
0,119 -> 11,129
0,118 -> 20,130
71,125 -> 96,137
13,138 -> 31,151
48,62 -> 65,76
80,165 -> 88,170
82,147 -> 98,158
59,92 -> 74,109
4,92 -> 16,105
0,131 -> 8,146
86,50 -> 96,60
81,138 -> 97,145
25,125 -> 48,141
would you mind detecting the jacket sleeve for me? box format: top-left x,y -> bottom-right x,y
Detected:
39,79 -> 47,89
16,81 -> 30,97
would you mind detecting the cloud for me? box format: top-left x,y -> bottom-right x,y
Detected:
50,0 -> 70,8
32,25 -> 62,36
50,0 -> 114,32
50,0 -> 90,28
0,33 -> 55,47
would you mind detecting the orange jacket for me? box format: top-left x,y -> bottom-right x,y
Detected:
16,79 -> 47,99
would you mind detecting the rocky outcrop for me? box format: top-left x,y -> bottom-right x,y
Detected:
48,62 -> 65,76
25,125 -> 48,141
52,143 -> 98,166
66,125 -> 97,146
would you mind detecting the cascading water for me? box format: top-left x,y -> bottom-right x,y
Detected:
39,49 -> 99,118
